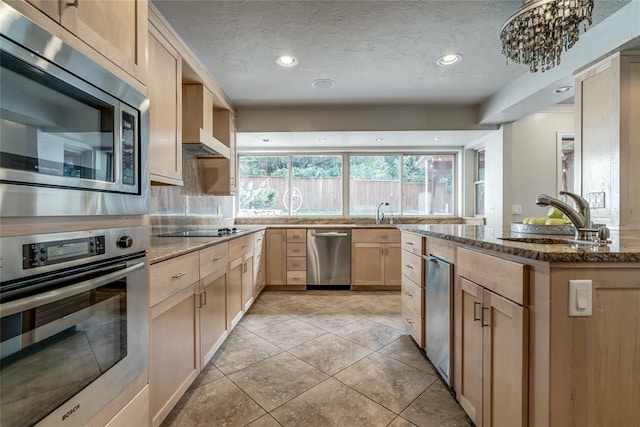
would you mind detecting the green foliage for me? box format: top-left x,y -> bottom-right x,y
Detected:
292,156 -> 342,178
350,155 -> 399,180
239,181 -> 277,209
403,155 -> 426,183
239,157 -> 288,177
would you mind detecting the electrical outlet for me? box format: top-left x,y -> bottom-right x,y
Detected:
588,192 -> 606,209
512,204 -> 522,215
489,205 -> 495,215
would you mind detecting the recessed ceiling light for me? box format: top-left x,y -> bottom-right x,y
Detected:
554,86 -> 572,94
375,138 -> 384,142
318,138 -> 327,142
275,55 -> 298,67
312,79 -> 335,89
437,53 -> 463,66
433,137 -> 442,141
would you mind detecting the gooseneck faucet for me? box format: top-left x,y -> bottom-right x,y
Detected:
535,191 -> 595,240
376,202 -> 390,224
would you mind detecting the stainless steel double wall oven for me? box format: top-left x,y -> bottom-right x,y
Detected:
0,3 -> 150,426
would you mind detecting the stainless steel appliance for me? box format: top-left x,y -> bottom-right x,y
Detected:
307,229 -> 351,289
424,254 -> 453,386
159,227 -> 244,237
0,226 -> 148,426
0,3 -> 149,217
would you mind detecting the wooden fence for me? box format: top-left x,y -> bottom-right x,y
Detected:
239,176 -> 452,214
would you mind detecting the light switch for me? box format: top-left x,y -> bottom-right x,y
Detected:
569,280 -> 592,316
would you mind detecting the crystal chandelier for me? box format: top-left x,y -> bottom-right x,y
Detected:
500,0 -> 594,73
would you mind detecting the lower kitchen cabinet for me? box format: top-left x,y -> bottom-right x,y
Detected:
241,250 -> 254,311
253,230 -> 266,296
105,385 -> 149,427
199,268 -> 227,367
455,247 -> 529,427
150,283 -> 200,427
266,229 -> 287,286
228,234 -> 254,325
352,228 -> 401,289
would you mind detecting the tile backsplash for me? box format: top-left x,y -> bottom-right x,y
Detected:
150,152 -> 234,233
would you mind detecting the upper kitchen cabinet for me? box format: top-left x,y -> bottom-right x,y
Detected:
575,51 -> 640,228
199,110 -> 238,196
148,8 -> 183,186
12,0 -> 147,92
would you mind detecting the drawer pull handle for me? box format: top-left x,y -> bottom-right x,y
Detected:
213,256 -> 222,261
172,272 -> 187,279
473,302 -> 482,322
405,264 -> 414,270
405,318 -> 414,325
201,291 -> 207,306
482,307 -> 490,327
405,291 -> 413,297
241,245 -> 247,249
66,0 -> 79,7
405,242 -> 414,246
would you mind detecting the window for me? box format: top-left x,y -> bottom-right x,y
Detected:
349,155 -> 400,215
238,152 -> 457,217
474,150 -> 485,216
238,156 -> 289,216
238,155 -> 342,216
405,154 -> 455,215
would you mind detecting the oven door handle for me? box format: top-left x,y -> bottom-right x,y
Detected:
0,261 -> 145,317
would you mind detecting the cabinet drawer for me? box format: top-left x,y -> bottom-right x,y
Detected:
402,299 -> 424,348
352,228 -> 400,243
287,257 -> 306,271
286,229 -> 306,243
401,232 -> 423,256
286,243 -> 306,257
402,250 -> 423,285
426,238 -> 455,263
402,277 -> 424,318
287,270 -> 306,285
457,247 -> 529,305
199,242 -> 228,278
229,234 -> 253,261
150,252 -> 200,306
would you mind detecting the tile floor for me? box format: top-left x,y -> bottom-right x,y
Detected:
162,291 -> 472,427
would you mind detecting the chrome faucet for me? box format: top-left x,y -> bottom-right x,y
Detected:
376,202 -> 390,224
535,191 -> 595,240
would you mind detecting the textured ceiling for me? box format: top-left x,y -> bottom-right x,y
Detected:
153,0 -> 629,108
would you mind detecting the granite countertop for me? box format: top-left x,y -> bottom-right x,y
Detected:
148,226 -> 266,264
397,224 -> 640,263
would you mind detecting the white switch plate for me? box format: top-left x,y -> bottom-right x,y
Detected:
568,280 -> 592,316
512,204 -> 522,215
488,205 -> 495,215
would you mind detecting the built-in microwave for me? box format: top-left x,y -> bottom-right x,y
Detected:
0,2 -> 149,217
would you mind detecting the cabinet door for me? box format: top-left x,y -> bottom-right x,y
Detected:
266,230 -> 287,285
148,24 -> 182,185
457,278 -> 483,426
25,0 -> 59,20
227,258 -> 243,329
385,243 -> 402,287
199,270 -> 227,367
150,284 -> 199,426
352,243 -> 385,286
105,385 -> 149,427
60,0 -> 146,83
253,251 -> 265,296
241,252 -> 254,311
482,289 -> 528,427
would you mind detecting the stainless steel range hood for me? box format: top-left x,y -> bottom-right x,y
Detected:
183,129 -> 230,158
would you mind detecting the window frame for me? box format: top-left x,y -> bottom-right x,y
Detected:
236,151 -> 459,217
474,149 -> 485,216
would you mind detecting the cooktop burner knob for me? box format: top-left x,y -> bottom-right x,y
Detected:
117,235 -> 133,248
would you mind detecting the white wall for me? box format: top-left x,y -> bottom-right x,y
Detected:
502,110 -> 575,227
482,129 -> 504,235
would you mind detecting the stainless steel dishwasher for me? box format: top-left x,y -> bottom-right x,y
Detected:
424,254 -> 453,386
307,229 -> 351,289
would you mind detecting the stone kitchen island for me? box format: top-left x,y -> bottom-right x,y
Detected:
398,224 -> 640,427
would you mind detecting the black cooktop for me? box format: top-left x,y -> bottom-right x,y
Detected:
158,228 -> 243,237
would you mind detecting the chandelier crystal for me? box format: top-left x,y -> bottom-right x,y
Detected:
500,0 -> 594,73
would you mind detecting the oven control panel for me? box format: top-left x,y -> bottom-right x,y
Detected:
23,236 -> 106,269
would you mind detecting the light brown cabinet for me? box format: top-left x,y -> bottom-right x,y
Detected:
105,385 -> 149,427
228,234 -> 253,327
148,15 -> 183,185
266,229 -> 287,286
18,0 -> 147,87
455,247 -> 529,427
200,110 -> 238,195
199,268 -> 227,367
400,231 -> 425,348
286,229 -> 307,286
352,229 -> 401,289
